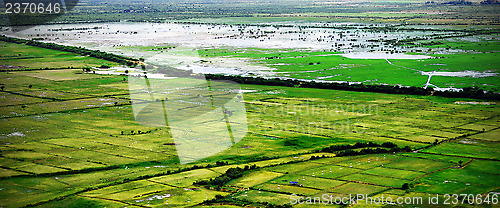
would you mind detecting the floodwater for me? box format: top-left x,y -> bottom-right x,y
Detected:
2,22 -> 495,91
3,22 -> 448,51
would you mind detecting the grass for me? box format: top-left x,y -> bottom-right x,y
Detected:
361,167 -> 423,180
414,167 -> 500,195
330,183 -> 388,195
0,70 -> 497,206
299,165 -> 363,179
254,183 -> 322,195
148,169 -> 221,187
235,190 -> 292,206
0,30 -> 499,207
0,41 -> 118,69
340,173 -> 410,188
268,174 -> 346,190
197,35 -> 499,92
469,129 -> 500,141
420,140 -> 500,160
383,156 -> 453,173
228,170 -> 284,188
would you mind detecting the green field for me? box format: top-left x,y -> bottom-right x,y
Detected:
1,4 -> 500,206
198,36 -> 500,92
0,54 -> 498,206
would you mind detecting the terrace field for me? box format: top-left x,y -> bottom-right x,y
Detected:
0,39 -> 499,207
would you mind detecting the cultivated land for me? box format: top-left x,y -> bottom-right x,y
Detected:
4,22 -> 499,93
0,40 -> 498,207
0,0 -> 499,207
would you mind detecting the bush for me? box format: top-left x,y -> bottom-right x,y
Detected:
402,183 -> 410,190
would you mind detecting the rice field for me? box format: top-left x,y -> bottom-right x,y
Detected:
0,20 -> 499,207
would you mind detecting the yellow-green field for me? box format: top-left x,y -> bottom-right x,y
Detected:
0,35 -> 499,208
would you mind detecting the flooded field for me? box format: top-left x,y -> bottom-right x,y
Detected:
2,22 -> 498,91
4,22 -> 455,51
2,22 -> 449,64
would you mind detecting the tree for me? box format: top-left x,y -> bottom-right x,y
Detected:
458,160 -> 464,167
402,183 -> 410,190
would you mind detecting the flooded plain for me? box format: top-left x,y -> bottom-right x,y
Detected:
2,22 -> 496,91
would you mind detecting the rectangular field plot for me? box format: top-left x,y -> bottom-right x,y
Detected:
57,161 -> 106,170
335,154 -> 403,170
48,148 -> 138,166
361,167 -> 423,180
0,97 -> 128,118
44,137 -> 168,161
4,85 -> 93,100
265,161 -> 324,174
149,169 -> 221,187
422,129 -> 463,139
11,163 -> 67,174
1,150 -> 53,160
339,173 -> 409,188
421,141 -> 500,160
463,160 -> 500,175
469,128 -> 500,142
268,174 -> 346,190
0,167 -> 29,177
254,183 -> 321,195
249,157 -> 303,168
0,41 -> 117,69
42,80 -> 129,97
383,157 -> 452,173
17,69 -> 104,81
234,190 -> 292,205
40,196 -> 140,208
299,165 -> 363,179
457,123 -> 498,132
228,170 -> 283,188
42,138 -> 142,163
414,167 -> 500,195
330,183 -> 388,196
0,187 -> 70,208
0,92 -> 45,107
83,180 -> 172,198
86,134 -> 177,156
101,184 -> 174,201
404,135 -> 444,143
130,187 -> 229,207
398,152 -> 472,165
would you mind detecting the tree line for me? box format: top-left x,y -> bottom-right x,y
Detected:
204,74 -> 500,100
194,164 -> 258,187
320,141 -> 413,156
